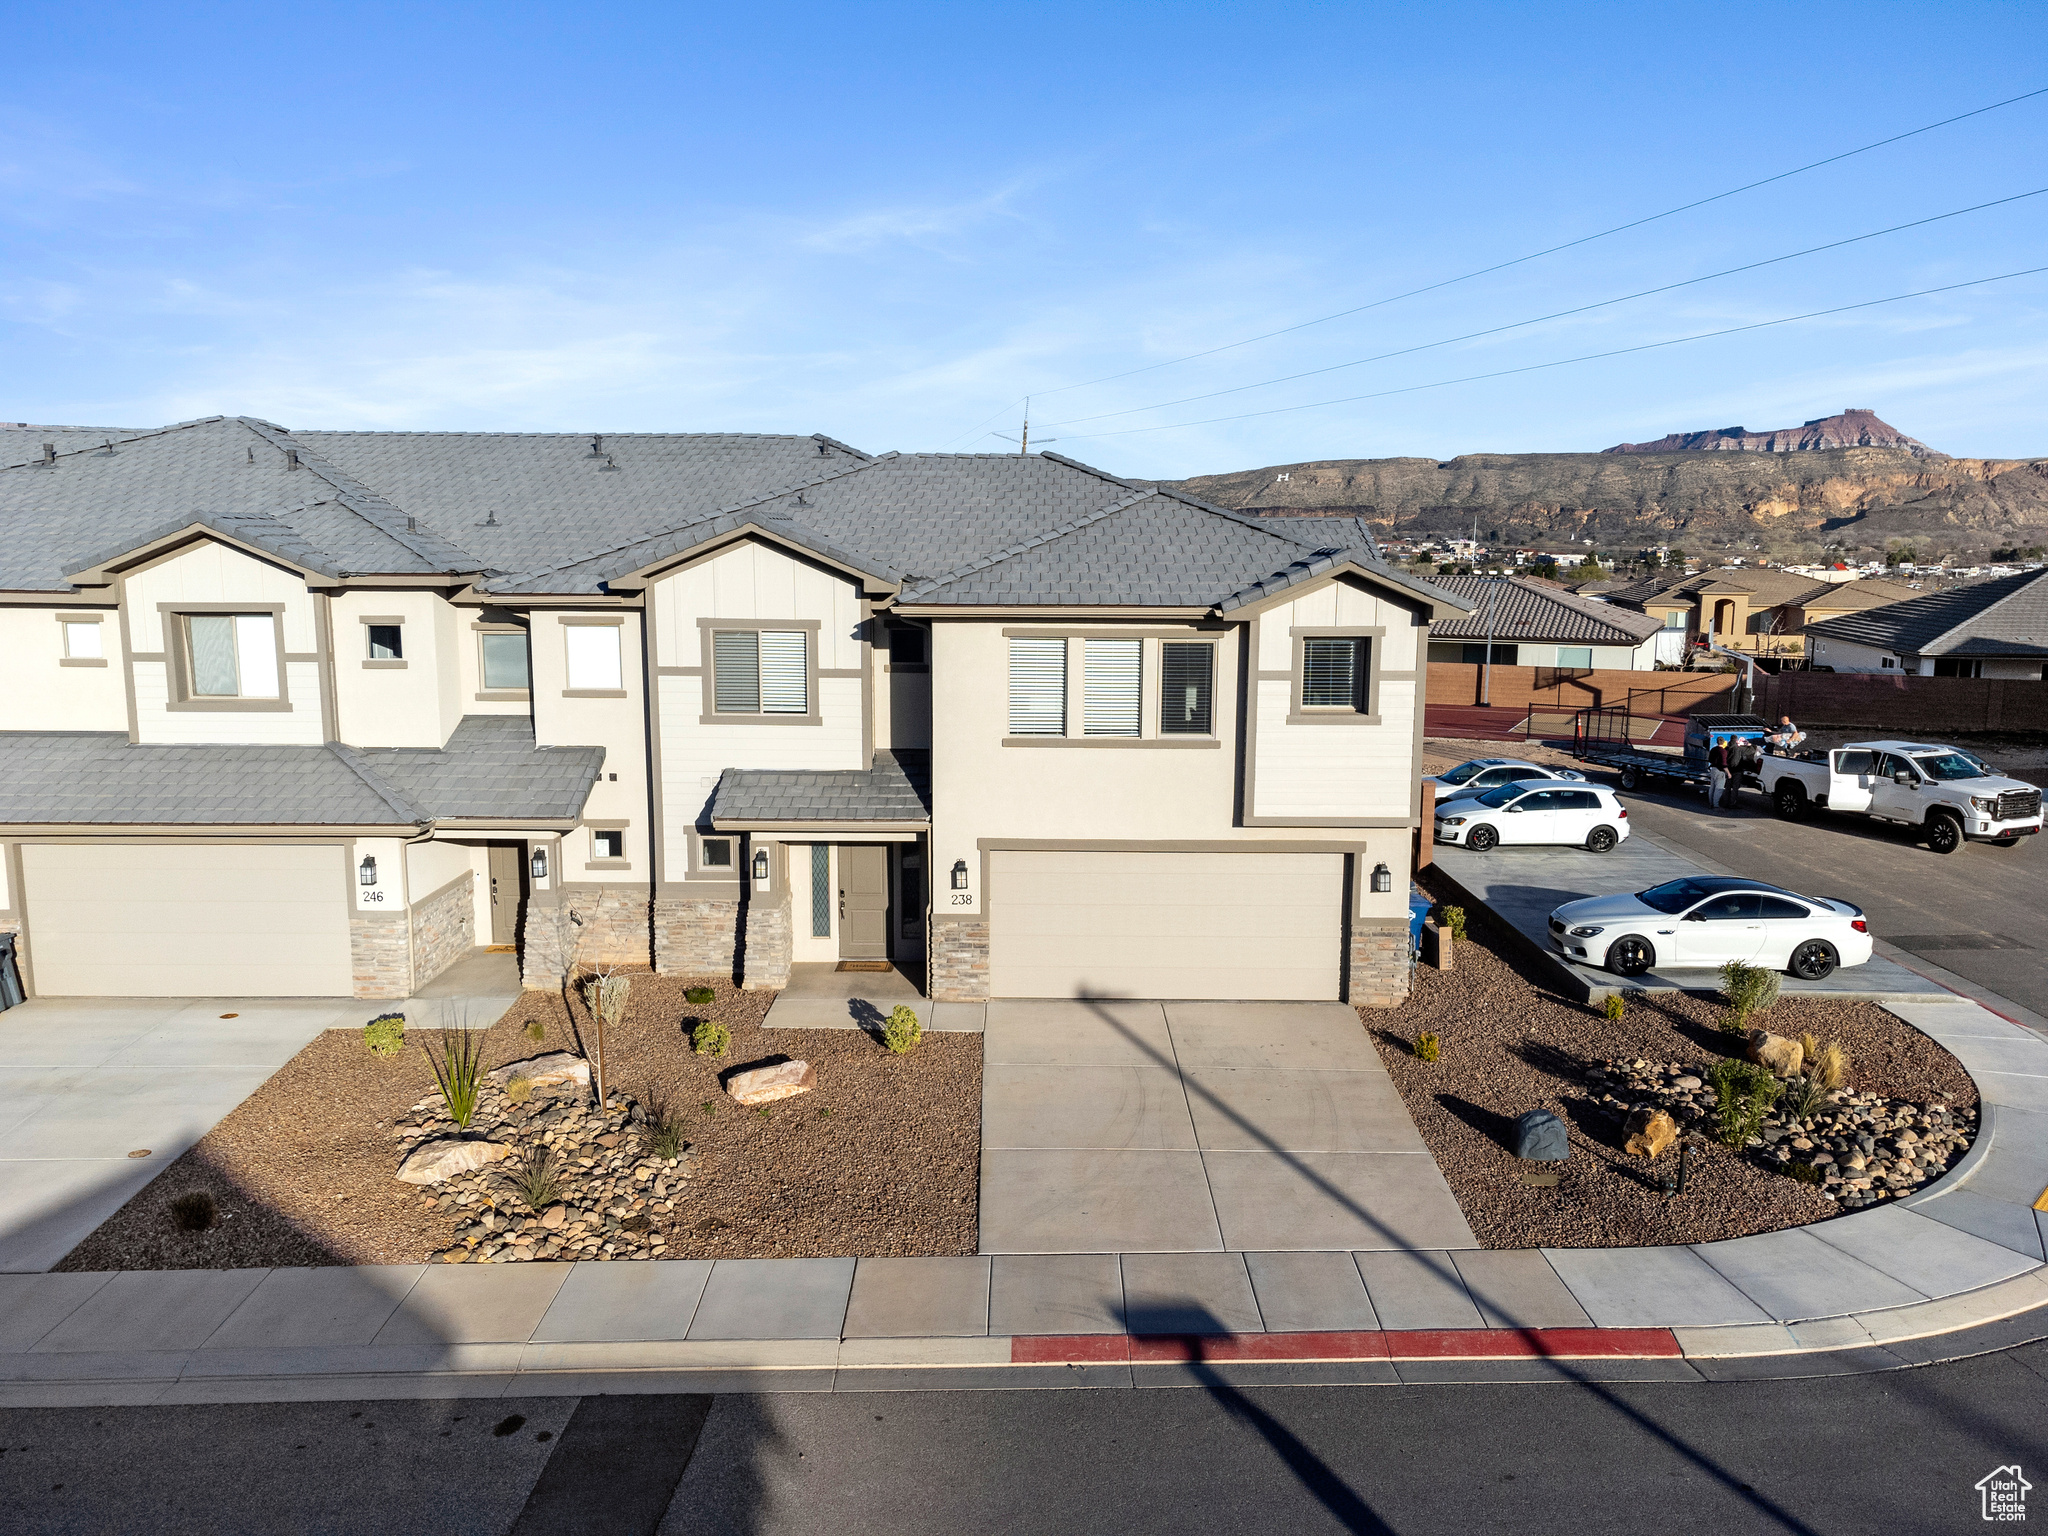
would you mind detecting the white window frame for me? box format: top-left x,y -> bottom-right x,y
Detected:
1082,637 -> 1141,737
474,623 -> 531,699
562,617 -> 626,696
58,614 -> 106,667
1007,635 -> 1068,737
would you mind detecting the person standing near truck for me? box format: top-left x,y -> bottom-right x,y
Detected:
1766,715 -> 1804,754
1707,738 -> 1731,811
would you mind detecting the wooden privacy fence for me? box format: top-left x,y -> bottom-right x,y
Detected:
1754,673 -> 2048,733
1425,663 -> 1737,715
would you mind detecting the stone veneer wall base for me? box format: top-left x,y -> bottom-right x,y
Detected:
930,916 -> 990,1002
408,872 -> 476,993
740,895 -> 792,991
350,912 -> 412,1000
1349,917 -> 1411,1008
653,893 -> 741,979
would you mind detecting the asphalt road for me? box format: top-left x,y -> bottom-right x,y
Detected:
1602,776 -> 2048,1018
6,1346 -> 2047,1535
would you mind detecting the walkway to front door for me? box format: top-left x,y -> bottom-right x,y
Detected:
978,1001 -> 1476,1254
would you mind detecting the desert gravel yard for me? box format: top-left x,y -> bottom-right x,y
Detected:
1371,871 -> 1978,1250
58,973 -> 979,1271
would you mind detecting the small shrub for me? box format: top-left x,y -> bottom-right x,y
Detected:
169,1190 -> 218,1233
684,986 -> 716,1006
363,1013 -> 405,1057
1707,1058 -> 1782,1147
692,1020 -> 732,1057
1600,993 -> 1626,1023
700,1099 -> 717,1114
1789,1040 -> 1852,1121
524,1019 -> 546,1044
881,1004 -> 923,1055
1785,1160 -> 1824,1186
1438,905 -> 1468,942
1414,1031 -> 1441,1062
511,1145 -> 565,1213
1719,960 -> 1780,1028
424,1028 -> 487,1128
642,1088 -> 686,1161
503,1075 -> 533,1104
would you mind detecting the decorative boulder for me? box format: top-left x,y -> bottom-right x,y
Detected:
396,1139 -> 510,1185
1513,1109 -> 1570,1161
727,1060 -> 816,1106
1623,1107 -> 1678,1159
487,1052 -> 590,1091
1744,1030 -> 1805,1079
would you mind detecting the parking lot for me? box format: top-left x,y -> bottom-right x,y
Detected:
1426,736 -> 2048,1021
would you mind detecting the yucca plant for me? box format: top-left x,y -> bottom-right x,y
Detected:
424,1027 -> 487,1129
511,1144 -> 565,1213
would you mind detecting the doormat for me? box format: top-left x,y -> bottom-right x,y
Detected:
483,945 -> 517,954
836,961 -> 894,972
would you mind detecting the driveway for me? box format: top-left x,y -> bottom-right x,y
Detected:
978,1000 -> 1475,1254
0,997 -> 357,1272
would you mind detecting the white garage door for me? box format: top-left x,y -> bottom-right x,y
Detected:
22,844 -> 353,997
988,850 -> 1345,1000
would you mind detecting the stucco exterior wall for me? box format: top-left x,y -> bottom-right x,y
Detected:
0,607 -> 128,732
529,611 -> 640,886
329,590 -> 461,748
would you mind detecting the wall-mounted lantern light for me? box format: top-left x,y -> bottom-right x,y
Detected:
951,859 -> 969,891
358,855 -> 377,887
529,847 -> 548,882
752,848 -> 770,882
1371,862 -> 1393,894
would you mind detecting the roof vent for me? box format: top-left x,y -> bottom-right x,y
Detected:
406,516 -> 417,531
817,441 -> 830,456
285,448 -> 301,470
94,440 -> 117,457
599,453 -> 619,472
40,442 -> 54,465
585,435 -> 605,458
245,447 -> 255,464
793,489 -> 809,506
479,510 -> 500,527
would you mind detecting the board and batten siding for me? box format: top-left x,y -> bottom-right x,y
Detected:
650,540 -> 864,671
1249,577 -> 1421,822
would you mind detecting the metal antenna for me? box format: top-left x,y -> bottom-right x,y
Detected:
992,399 -> 1055,455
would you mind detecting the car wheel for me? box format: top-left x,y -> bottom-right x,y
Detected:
1773,783 -> 1805,820
1586,826 -> 1618,853
1606,936 -> 1655,977
1925,813 -> 1963,855
1789,939 -> 1838,980
1619,766 -> 1640,791
1466,825 -> 1499,853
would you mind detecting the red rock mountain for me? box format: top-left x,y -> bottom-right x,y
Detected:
1603,408 -> 1934,458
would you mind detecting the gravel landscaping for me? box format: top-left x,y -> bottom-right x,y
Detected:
58,974 -> 979,1271
1369,872 -> 1979,1250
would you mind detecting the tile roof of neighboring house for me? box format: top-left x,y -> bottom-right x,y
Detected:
0,715 -> 602,827
1607,566 -> 1833,610
1804,568 -> 2048,657
709,749 -> 931,825
1423,574 -> 1664,644
1793,576 -> 1923,612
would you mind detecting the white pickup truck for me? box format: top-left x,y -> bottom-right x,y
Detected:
1759,740 -> 2043,854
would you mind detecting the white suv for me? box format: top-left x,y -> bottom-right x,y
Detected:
1436,780 -> 1631,854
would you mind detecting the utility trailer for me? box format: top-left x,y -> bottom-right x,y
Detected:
1568,707 -> 1771,795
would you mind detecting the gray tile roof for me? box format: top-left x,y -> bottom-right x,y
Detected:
1804,568 -> 2048,657
709,749 -> 930,825
1424,574 -> 1663,643
0,715 -> 602,827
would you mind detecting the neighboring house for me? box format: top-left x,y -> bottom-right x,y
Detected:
1804,567 -> 2048,677
0,417 -> 1461,1008
1606,567 -> 1918,661
1421,574 -> 1664,669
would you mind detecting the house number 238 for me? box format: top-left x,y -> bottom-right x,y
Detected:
949,893 -> 973,906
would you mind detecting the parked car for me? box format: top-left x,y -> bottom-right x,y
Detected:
1425,757 -> 1586,805
1757,740 -> 2042,854
1435,780 -> 1630,853
1548,875 -> 1873,980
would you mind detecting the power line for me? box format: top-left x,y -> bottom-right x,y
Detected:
1040,185 -> 2048,428
1049,265 -> 2048,441
1013,83 -> 2048,403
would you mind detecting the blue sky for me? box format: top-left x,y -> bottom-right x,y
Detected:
4,1 -> 2045,478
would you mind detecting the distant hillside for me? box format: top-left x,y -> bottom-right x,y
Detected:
1604,408 -> 1933,457
1167,445 -> 2048,560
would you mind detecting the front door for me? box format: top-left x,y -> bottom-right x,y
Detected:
487,844 -> 524,946
838,844 -> 890,960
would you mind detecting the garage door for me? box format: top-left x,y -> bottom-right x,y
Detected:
22,844 -> 353,997
988,850 -> 1345,1000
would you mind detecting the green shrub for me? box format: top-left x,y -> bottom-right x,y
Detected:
424,1028 -> 487,1128
1785,1160 -> 1824,1186
642,1089 -> 686,1161
691,1020 -> 732,1057
1707,1058 -> 1782,1147
511,1145 -> 565,1213
364,1013 -> 405,1058
1601,994 -> 1626,1023
1437,905 -> 1468,942
1719,960 -> 1780,1029
1414,1031 -> 1441,1063
881,1004 -> 923,1055
684,986 -> 716,1006
169,1189 -> 218,1233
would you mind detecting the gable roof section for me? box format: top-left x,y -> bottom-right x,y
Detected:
1804,568 -> 2048,657
1424,574 -> 1663,643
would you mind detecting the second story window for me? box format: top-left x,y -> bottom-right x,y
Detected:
1008,636 -> 1066,736
480,630 -> 530,691
1161,642 -> 1214,734
186,614 -> 279,699
366,624 -> 402,660
565,624 -> 622,691
1083,638 -> 1141,737
713,629 -> 807,713
1301,636 -> 1368,712
60,618 -> 104,660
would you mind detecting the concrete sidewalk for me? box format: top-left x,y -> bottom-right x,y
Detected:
763,962 -> 986,1033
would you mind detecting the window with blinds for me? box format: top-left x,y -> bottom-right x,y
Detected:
1301,636 -> 1367,710
713,629 -> 807,714
1160,642 -> 1214,734
1083,639 -> 1141,736
1007,636 -> 1067,736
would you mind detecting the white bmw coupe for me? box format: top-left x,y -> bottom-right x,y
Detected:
1548,875 -> 1873,980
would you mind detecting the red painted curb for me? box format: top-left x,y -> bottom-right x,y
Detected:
1013,1328 -> 1681,1365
